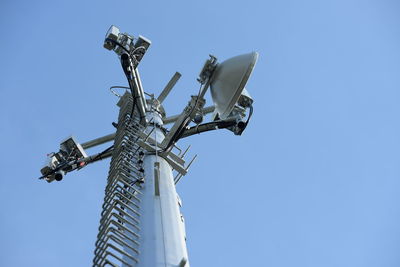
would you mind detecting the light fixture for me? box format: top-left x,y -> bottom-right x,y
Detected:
209,52 -> 258,119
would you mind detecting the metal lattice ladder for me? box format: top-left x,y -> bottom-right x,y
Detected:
93,95 -> 144,266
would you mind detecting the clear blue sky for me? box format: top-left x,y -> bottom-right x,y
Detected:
1,0 -> 400,266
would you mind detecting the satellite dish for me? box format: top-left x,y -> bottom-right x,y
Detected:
210,52 -> 258,119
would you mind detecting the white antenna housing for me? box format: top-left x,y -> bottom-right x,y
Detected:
210,52 -> 258,119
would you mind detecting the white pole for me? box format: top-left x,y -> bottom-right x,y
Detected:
123,107 -> 189,266
93,95 -> 189,267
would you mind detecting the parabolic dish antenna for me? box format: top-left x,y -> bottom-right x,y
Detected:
210,52 -> 258,119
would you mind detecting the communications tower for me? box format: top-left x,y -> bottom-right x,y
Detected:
39,26 -> 258,266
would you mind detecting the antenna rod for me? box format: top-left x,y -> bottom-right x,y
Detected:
81,133 -> 115,149
158,72 -> 181,103
163,105 -> 215,124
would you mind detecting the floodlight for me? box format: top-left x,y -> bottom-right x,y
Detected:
210,52 -> 258,119
60,136 -> 87,159
104,25 -> 120,50
237,88 -> 253,108
136,35 -> 151,49
39,136 -> 88,182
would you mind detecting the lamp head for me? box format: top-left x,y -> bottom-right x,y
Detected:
209,52 -> 258,119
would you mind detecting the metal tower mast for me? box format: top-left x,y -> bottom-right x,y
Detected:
38,25 -> 258,267
93,93 -> 189,266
